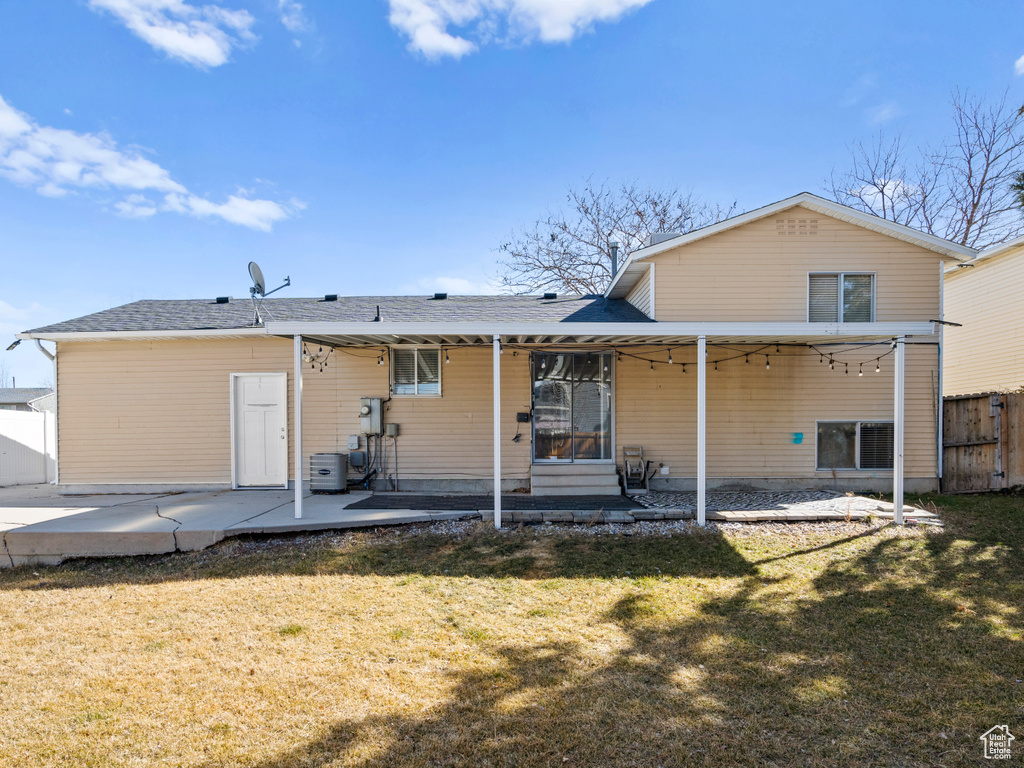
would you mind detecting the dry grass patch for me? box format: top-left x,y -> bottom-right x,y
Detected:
0,497 -> 1021,766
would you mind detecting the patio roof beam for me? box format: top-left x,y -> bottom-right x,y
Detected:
266,320 -> 935,342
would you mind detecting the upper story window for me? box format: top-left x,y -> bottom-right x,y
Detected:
391,348 -> 441,396
808,273 -> 875,322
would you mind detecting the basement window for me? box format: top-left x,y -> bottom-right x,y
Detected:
808,273 -> 874,322
391,348 -> 441,396
817,421 -> 894,470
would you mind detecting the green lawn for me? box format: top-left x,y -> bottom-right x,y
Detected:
0,494 -> 1021,767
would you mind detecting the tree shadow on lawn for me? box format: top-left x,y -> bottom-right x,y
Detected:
0,525 -> 757,590
194,532 -> 1023,768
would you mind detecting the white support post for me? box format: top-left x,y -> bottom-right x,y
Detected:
493,334 -> 502,529
697,335 -> 707,526
294,334 -> 303,520
893,335 -> 906,525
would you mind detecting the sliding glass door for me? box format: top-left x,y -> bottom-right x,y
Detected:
532,352 -> 612,462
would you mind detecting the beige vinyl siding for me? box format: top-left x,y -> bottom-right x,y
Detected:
614,343 -> 937,479
57,339 -> 531,485
944,247 -> 1024,395
625,265 -> 653,318
648,206 -> 942,322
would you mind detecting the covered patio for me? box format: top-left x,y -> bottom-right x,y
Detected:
269,318 -> 935,528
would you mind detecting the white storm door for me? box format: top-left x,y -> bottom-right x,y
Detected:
232,373 -> 288,488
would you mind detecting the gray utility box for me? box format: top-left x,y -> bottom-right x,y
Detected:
310,453 -> 348,493
360,397 -> 382,435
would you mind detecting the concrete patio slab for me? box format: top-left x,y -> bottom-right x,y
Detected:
0,484 -> 940,569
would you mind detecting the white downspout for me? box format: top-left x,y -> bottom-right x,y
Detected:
34,340 -> 57,485
294,334 -> 303,519
697,335 -> 707,525
493,334 -> 502,529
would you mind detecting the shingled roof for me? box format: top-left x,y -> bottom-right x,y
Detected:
0,388 -> 52,405
26,295 -> 652,335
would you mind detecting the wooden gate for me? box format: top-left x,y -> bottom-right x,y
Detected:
942,393 -> 1024,492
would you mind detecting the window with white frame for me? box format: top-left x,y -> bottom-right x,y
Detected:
808,273 -> 875,322
816,421 -> 894,470
391,348 -> 441,396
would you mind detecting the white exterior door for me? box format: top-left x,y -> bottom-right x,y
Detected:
232,373 -> 287,488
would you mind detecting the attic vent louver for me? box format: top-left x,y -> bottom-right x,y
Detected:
324,294 -> 338,302
776,218 -> 818,236
433,293 -> 448,300
543,292 -> 557,300
215,296 -> 230,304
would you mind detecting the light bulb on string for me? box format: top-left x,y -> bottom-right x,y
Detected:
845,363 -> 849,375
445,350 -> 450,365
541,357 -> 546,370
859,364 -> 863,376
875,360 -> 881,373
765,356 -> 770,370
681,364 -> 687,374
745,354 -> 749,364
650,360 -> 654,371
668,352 -> 673,364
829,358 -> 834,370
714,361 -> 719,372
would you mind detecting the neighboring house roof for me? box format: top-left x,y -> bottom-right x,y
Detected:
0,388 -> 52,405
23,295 -> 653,336
946,233 -> 1024,276
607,192 -> 978,299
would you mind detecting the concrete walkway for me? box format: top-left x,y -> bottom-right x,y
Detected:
0,485 -> 938,569
0,485 -> 472,568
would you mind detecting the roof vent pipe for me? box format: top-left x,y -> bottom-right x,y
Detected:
610,241 -> 619,278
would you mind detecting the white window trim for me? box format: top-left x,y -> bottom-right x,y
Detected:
815,419 -> 895,471
807,272 -> 876,323
390,346 -> 442,397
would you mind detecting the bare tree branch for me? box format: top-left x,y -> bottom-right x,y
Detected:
496,180 -> 736,294
828,89 -> 1024,250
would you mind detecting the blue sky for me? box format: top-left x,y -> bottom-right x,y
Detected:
1,0 -> 1022,386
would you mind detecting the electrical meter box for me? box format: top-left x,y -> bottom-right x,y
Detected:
359,397 -> 382,435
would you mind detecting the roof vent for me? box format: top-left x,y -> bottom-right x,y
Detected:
324,294 -> 338,302
215,296 -> 230,304
645,232 -> 682,247
543,292 -> 557,300
433,292 -> 448,300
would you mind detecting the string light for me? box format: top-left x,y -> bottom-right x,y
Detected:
829,358 -> 834,370
765,355 -> 770,370
714,361 -> 719,372
859,364 -> 864,376
668,352 -> 673,364
445,350 -> 450,365
681,363 -> 687,373
844,363 -> 849,375
876,361 -> 881,373
650,360 -> 654,371
745,354 -> 750,364
541,357 -> 546,370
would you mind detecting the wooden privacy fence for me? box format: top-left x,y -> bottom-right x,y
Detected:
942,392 -> 1024,493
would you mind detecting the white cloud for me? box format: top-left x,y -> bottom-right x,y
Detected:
1016,53 -> 1024,76
88,0 -> 256,67
163,192 -> 293,231
867,102 -> 901,125
278,0 -> 311,33
114,193 -> 159,218
386,0 -> 655,59
0,93 -> 298,231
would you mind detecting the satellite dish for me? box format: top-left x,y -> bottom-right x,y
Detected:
248,261 -> 266,297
